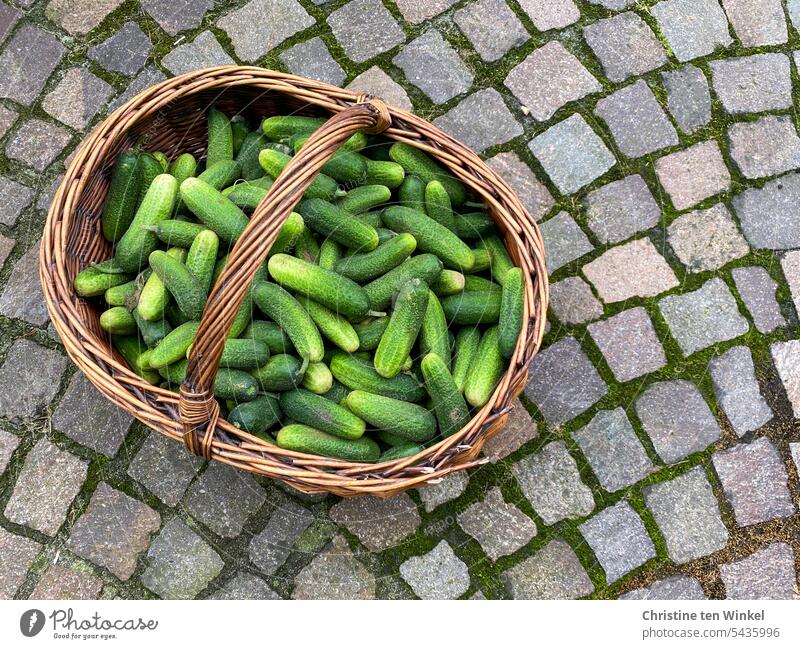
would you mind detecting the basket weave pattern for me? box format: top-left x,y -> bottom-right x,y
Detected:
41,66 -> 548,497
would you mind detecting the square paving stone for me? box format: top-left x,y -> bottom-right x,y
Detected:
30,564 -> 102,599
588,0 -> 636,8
517,0 -> 580,31
0,429 -> 19,475
182,463 -> 266,538
502,538 -> 594,599
0,528 -> 41,599
0,176 -> 33,226
293,535 -> 375,600
0,3 -> 20,44
732,266 -> 786,334
594,81 -> 678,158
583,238 -> 679,303
88,22 -> 151,76
393,30 -> 473,104
6,119 -> 71,172
329,493 -> 420,551
142,518 -> 224,600
712,437 -> 793,527
417,472 -> 468,512
667,203 -> 749,272
512,441 -> 595,525
549,276 -> 603,325
480,398 -> 538,462
4,439 -> 87,536
399,541 -> 470,600
710,54 -> 792,114
217,0 -> 313,62
0,240 -> 48,326
45,0 -> 124,35
571,408 -> 654,492
249,498 -> 313,575
771,339 -> 800,417
0,339 -> 66,419
583,12 -> 667,83
109,67 -> 167,112
433,89 -> 522,153
0,105 -> 17,138
579,501 -> 656,583
721,0 -> 787,47
529,114 -> 615,195
583,175 -> 660,244
728,116 -> 800,180
662,65 -> 712,134
734,173 -> 800,249
66,483 -> 161,581
42,67 -> 114,130
207,572 -> 279,600
620,575 -> 706,599
160,32 -> 235,76
141,0 -> 213,35
654,140 -> 730,211
454,0 -> 528,62
524,336 -> 608,426
329,0 -> 405,64
708,346 -> 773,437
720,543 -> 798,600
128,432 -> 204,507
393,0 -> 458,23
52,373 -> 133,457
0,235 -> 13,269
539,211 -> 594,272
457,487 -> 537,560
588,307 -> 666,382
782,250 -> 800,318
659,277 -> 749,356
651,0 -> 733,62
0,24 -> 66,105
346,66 -> 413,111
635,380 -> 721,463
279,37 -> 346,86
644,466 -> 729,563
485,152 -> 554,221
504,41 -> 601,122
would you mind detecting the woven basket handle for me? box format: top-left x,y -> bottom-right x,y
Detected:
179,96 -> 391,457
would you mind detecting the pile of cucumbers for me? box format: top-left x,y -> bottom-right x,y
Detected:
73,108 -> 525,464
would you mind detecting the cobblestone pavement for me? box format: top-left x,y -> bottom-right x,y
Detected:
0,0 -> 799,601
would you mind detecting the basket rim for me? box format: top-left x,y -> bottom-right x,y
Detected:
40,65 -> 549,497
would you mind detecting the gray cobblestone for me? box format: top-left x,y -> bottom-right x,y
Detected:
128,432 -> 204,507
502,538 -> 593,599
400,541 -> 470,600
651,0 -> 733,62
30,564 -> 102,600
330,0 -> 405,64
454,0 -> 528,62
720,543 -> 798,599
728,116 -> 800,180
734,173 -> 800,250
0,339 -> 66,419
481,399 -> 538,462
710,54 -> 792,114
208,573 -> 280,600
46,0 -> 125,35
667,203 -> 749,272
0,429 -> 19,475
655,140 -> 730,211
457,488 -> 537,560
141,0 -> 213,35
549,276 -> 603,325
485,152 -> 554,221
0,25 -> 65,105
88,22 -> 151,76
662,65 -> 712,134
393,0 -> 458,23
621,575 -> 706,600
293,535 -> 375,599
417,472 -> 468,513
518,0 -> 580,31
0,528 -> 41,599
0,176 -> 33,227
330,494 -> 420,551
0,105 -> 17,138
781,251 -> 800,319
583,13 -> 666,83
772,339 -> 800,418
721,0 -> 787,47
161,32 -> 234,76
732,266 -> 786,334
0,235 -> 13,269
539,211 -> 594,272
583,175 -> 660,244
0,240 -> 48,326
588,307 -> 666,382
249,499 -> 313,575
279,38 -> 346,86
433,89 -> 522,153
0,3 -> 20,45
6,119 -> 71,171
346,66 -> 412,111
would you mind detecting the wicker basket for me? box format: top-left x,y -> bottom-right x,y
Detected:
41,66 -> 548,497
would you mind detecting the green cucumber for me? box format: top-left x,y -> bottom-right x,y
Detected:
189,338 -> 270,369
149,250 -> 205,320
481,234 -> 514,285
115,174 -> 178,272
112,335 -> 160,383
303,299 -> 360,353
207,108 -> 233,168
454,211 -> 494,239
155,220 -> 205,248
276,424 -> 380,462
398,174 -> 425,210
242,320 -> 295,355
156,358 -> 187,386
133,308 -> 171,347
294,226 -> 320,263
354,211 -> 384,229
464,326 -> 504,408
363,253 -> 443,311
299,198 -> 379,251
377,227 -> 396,244
236,131 -> 269,180
318,239 -> 342,271
382,206 -> 474,272
258,149 -> 339,201
185,229 -> 219,294
333,233 -> 416,284
230,115 -> 249,157
197,160 -> 241,190
420,291 -> 451,370
441,291 -> 502,324
379,443 -> 424,462
267,254 -> 370,321
149,320 -> 200,368
301,361 -> 333,394
228,394 -> 281,435
104,275 -> 144,306
323,379 -> 350,404
375,430 -> 408,447
251,354 -> 306,392
463,275 -> 501,293
364,160 -> 404,188
100,306 -> 136,334
336,185 -> 391,214
353,317 -> 388,352
469,247 -> 492,273
374,279 -> 429,379
280,389 -> 365,439
179,177 -> 249,245
152,151 -> 169,171
424,180 -> 457,232
252,281 -> 324,362
431,269 -> 465,296
451,327 -> 481,393
345,391 -> 436,442
330,352 -> 425,402
213,368 -> 259,402
421,352 -> 470,437
262,116 -> 325,140
74,265 -> 133,297
389,143 -> 468,205
292,134 -> 368,182
223,181 -> 271,211
137,154 -> 163,205
498,267 -> 524,358
169,153 -> 197,184
138,246 -> 186,321
101,150 -> 143,242
270,212 -> 304,256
